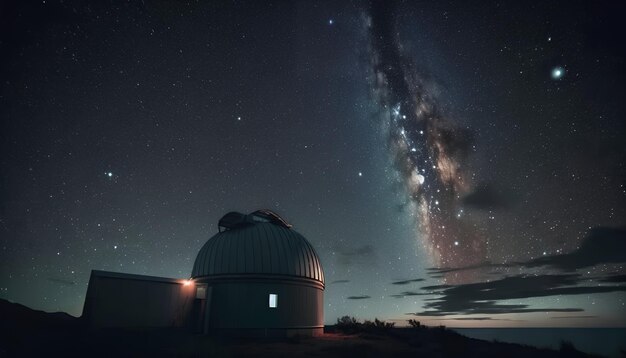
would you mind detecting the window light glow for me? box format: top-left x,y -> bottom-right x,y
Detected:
269,293 -> 278,308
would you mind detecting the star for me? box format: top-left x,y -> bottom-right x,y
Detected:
106,172 -> 113,177
551,66 -> 565,79
358,172 -> 363,177
328,19 -> 334,25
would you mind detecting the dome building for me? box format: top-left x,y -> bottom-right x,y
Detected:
82,210 -> 325,337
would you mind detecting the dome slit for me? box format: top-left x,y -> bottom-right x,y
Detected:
276,227 -> 290,276
280,224 -> 297,276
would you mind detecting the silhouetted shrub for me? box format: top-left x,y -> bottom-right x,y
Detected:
335,316 -> 395,334
336,316 -> 360,333
374,318 -> 395,330
337,315 -> 359,327
407,319 -> 421,328
361,318 -> 394,333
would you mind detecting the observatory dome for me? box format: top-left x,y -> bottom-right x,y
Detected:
191,210 -> 324,285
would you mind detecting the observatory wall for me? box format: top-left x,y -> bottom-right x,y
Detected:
83,270 -> 195,329
200,276 -> 323,336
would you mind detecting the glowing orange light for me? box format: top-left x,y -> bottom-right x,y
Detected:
183,280 -> 193,286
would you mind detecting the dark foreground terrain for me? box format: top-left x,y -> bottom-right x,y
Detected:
0,299 -> 604,357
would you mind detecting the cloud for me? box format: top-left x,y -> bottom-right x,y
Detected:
524,227 -> 626,271
391,278 -> 425,285
413,273 -> 626,316
390,291 -> 435,298
426,262 -> 508,275
336,245 -> 375,266
427,226 -> 626,275
347,295 -> 371,300
599,274 -> 626,283
462,183 -> 513,210
416,226 -> 626,317
331,280 -> 350,284
342,245 -> 374,256
431,317 -> 520,322
436,317 -> 500,321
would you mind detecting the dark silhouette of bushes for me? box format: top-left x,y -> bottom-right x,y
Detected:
335,316 -> 360,333
369,318 -> 395,330
407,319 -> 421,328
335,316 -> 395,334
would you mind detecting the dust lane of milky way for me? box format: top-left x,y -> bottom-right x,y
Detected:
365,1 -> 485,282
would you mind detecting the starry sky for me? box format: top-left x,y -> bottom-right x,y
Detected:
1,0 -> 625,327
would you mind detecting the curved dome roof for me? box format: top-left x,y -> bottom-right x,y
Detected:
191,210 -> 324,285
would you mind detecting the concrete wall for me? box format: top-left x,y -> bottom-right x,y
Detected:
83,270 -> 196,329
203,277 -> 323,336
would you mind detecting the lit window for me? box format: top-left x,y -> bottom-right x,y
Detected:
196,286 -> 207,299
269,293 -> 278,308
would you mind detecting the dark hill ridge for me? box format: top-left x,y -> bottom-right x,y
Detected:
0,298 -> 78,331
0,299 -> 601,357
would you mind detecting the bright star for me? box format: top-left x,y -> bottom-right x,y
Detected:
454,241 -> 459,246
106,172 -> 113,177
551,66 -> 565,79
329,19 -> 333,25
358,172 -> 362,177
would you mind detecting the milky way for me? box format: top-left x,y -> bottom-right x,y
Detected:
366,1 -> 485,281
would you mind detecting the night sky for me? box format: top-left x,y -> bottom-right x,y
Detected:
1,0 -> 625,327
